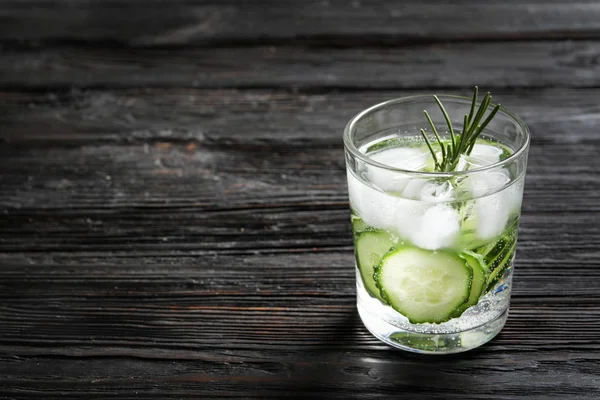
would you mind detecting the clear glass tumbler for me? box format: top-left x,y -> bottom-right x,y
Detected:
344,95 -> 530,353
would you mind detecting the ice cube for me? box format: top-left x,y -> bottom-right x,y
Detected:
408,204 -> 460,250
367,147 -> 429,192
463,169 -> 510,198
393,198 -> 428,239
459,169 -> 510,240
466,175 -> 524,241
402,178 -> 427,199
370,147 -> 429,171
469,143 -> 503,165
418,180 -> 455,203
456,154 -> 486,171
347,169 -> 398,230
367,166 -> 413,193
473,194 -> 510,240
505,178 -> 524,214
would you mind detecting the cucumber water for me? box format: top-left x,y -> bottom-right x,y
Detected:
344,94 -> 529,353
349,134 -> 524,352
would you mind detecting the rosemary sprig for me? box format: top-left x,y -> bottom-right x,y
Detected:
419,87 -> 500,172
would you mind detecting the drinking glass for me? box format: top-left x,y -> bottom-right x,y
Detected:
344,95 -> 530,353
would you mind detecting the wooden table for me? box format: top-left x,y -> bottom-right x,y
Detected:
1,1 -> 599,398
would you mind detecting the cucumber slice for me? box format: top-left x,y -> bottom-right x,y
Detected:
355,231 -> 395,302
351,214 -> 369,235
389,332 -> 450,351
482,237 -> 510,268
375,248 -> 472,324
470,218 -> 518,293
486,240 -> 516,291
452,251 -> 488,317
474,217 -> 518,264
461,251 -> 487,306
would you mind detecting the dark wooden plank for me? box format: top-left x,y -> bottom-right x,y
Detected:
0,253 -> 598,398
0,349 -> 598,399
0,137 -> 596,212
2,40 -> 600,89
1,0 -> 600,45
1,88 -> 598,145
0,249 -> 599,308
0,189 -> 598,257
0,246 -> 592,377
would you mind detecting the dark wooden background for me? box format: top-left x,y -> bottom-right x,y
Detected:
1,1 -> 599,399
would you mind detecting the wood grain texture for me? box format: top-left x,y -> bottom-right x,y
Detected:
1,1 -> 600,398
0,254 -> 599,400
1,88 -> 599,145
0,350 -> 598,399
2,40 -> 600,89
1,86 -> 598,397
1,0 -> 600,45
0,89 -> 597,216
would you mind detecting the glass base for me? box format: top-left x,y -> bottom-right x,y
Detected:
358,300 -> 508,354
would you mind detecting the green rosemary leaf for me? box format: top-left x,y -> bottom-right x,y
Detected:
467,103 -> 500,155
420,128 -> 439,167
465,86 -> 478,133
424,110 -> 445,159
473,104 -> 501,138
419,87 -> 500,172
457,113 -> 469,156
471,93 -> 492,134
434,95 -> 456,148
467,142 -> 475,155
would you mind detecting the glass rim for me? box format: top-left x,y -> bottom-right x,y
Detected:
343,94 -> 531,177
